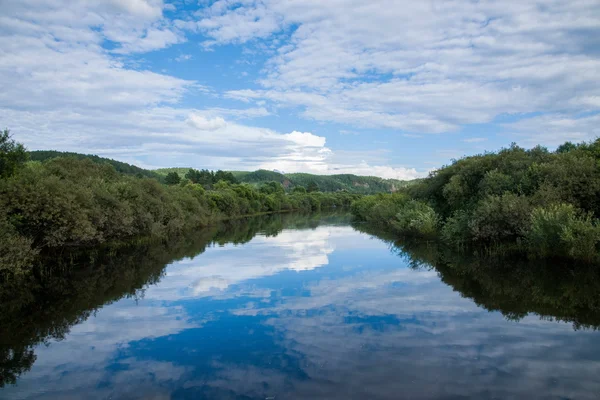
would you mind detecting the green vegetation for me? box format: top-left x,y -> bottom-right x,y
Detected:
31,153 -> 412,194
0,136 -> 359,277
29,150 -> 163,180
352,140 -> 600,262
229,169 -> 411,194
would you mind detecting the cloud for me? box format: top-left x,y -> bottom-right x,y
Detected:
174,53 -> 192,62
0,0 -> 427,179
111,27 -> 184,54
503,113 -> 600,147
199,0 -> 600,134
187,114 -> 227,131
463,137 -> 487,143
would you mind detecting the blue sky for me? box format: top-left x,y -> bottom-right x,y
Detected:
1,0 -> 599,179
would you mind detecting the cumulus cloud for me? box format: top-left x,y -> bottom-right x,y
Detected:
504,113 -> 600,147
0,0 -> 428,179
187,114 -> 227,131
198,0 -> 600,137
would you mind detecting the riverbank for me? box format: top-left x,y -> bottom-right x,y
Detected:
351,139 -> 600,263
0,153 -> 359,276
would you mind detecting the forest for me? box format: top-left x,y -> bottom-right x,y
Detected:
352,139 -> 600,262
159,168 -> 410,194
0,130 -> 359,276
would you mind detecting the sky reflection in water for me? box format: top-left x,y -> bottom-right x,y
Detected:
3,219 -> 600,400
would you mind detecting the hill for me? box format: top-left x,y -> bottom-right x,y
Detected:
137,168 -> 412,194
28,151 -> 163,181
230,169 -> 411,194
28,152 -> 413,194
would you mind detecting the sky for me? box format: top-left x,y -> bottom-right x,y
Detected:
0,0 -> 599,179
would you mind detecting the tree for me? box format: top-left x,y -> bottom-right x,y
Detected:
165,172 -> 181,185
557,142 -> 578,154
214,170 -> 238,184
0,129 -> 28,179
259,181 -> 284,195
185,168 -> 201,184
198,169 -> 215,186
292,186 -> 307,194
307,181 -> 319,193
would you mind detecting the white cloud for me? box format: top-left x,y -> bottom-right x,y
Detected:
199,0 -> 600,134
111,26 -> 184,54
504,113 -> 600,147
0,0 -> 427,179
187,114 -> 227,130
463,137 -> 488,143
175,53 -> 192,62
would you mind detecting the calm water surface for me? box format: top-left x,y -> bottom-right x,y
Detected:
1,213 -> 600,399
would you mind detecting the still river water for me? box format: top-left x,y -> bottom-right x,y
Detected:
1,212 -> 600,399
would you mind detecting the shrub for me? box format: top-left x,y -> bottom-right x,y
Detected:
468,193 -> 531,242
351,193 -> 409,226
0,217 -> 38,275
441,210 -> 471,245
391,200 -> 439,238
526,204 -> 600,261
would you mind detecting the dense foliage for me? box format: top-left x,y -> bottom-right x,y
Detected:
158,168 -> 238,187
29,150 -> 163,180
0,138 -> 359,276
352,140 -> 600,262
230,169 -> 410,194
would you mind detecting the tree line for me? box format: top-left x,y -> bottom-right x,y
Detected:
0,130 -> 359,276
352,139 -> 600,262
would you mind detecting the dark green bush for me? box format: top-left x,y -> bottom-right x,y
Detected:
526,204 -> 600,261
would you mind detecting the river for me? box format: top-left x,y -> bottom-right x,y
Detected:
1,212 -> 600,399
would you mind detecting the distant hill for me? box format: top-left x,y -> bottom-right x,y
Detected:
157,168 -> 410,193
28,151 -> 163,181
28,152 -> 413,194
231,169 -> 411,194
154,168 -> 192,178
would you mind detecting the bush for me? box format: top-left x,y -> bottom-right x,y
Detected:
526,204 -> 600,261
391,200 -> 439,238
441,210 -> 471,245
468,193 -> 532,242
0,217 -> 38,275
351,193 -> 409,226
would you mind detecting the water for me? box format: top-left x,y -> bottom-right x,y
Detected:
1,213 -> 600,399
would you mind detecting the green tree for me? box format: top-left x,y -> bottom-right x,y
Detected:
185,168 -> 201,184
292,186 -> 307,194
214,170 -> 238,184
307,181 -> 319,192
0,129 -> 28,179
259,181 -> 285,195
165,172 -> 181,185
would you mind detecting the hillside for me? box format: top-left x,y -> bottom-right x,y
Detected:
231,169 -> 410,194
27,152 -> 412,194
158,168 -> 411,194
29,151 -> 163,181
